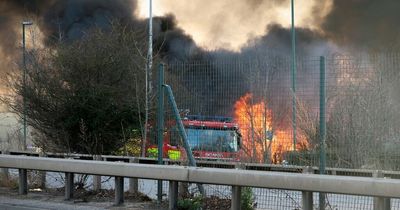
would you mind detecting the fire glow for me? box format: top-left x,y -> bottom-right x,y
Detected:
234,93 -> 306,163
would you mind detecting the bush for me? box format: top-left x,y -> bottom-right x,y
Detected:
177,196 -> 202,210
241,187 -> 255,210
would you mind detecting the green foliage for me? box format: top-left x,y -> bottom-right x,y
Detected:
241,187 -> 255,210
115,129 -> 142,156
176,190 -> 254,210
177,196 -> 202,210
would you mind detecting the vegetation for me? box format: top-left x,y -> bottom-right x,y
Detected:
3,23 -> 149,155
177,196 -> 202,210
241,187 -> 255,210
176,187 -> 255,210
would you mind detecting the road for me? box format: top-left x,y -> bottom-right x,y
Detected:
0,187 -> 166,210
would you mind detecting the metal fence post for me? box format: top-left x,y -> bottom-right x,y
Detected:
65,172 -> 74,200
373,170 -> 391,210
38,152 -> 46,189
93,155 -> 102,191
319,56 -> 327,210
1,151 -> 9,182
129,157 -> 139,194
302,166 -> 313,210
231,185 -> 241,210
115,176 -> 124,205
164,84 -> 205,196
232,163 -> 245,210
18,168 -> 28,195
169,181 -> 178,210
157,63 -> 165,202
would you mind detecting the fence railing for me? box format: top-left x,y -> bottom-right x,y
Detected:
0,154 -> 398,210
3,150 -> 400,179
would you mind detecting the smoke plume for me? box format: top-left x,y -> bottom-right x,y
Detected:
321,0 -> 400,50
144,0 -> 329,50
0,0 -> 203,64
1,0 -> 400,114
0,0 -> 137,52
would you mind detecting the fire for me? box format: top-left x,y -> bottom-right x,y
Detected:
234,93 -> 306,163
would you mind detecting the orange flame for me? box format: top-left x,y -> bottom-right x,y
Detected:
234,93 -> 305,163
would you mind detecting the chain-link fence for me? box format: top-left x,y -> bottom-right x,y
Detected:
156,53 -> 400,171
137,53 -> 400,209
2,52 -> 400,209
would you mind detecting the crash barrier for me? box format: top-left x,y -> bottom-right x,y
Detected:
0,155 -> 398,210
3,150 -> 400,180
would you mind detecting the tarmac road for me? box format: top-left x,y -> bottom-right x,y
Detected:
0,187 -> 166,210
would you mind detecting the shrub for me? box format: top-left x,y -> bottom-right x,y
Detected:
241,187 -> 255,210
177,196 -> 202,210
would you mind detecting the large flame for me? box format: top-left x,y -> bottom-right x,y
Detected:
234,93 -> 306,163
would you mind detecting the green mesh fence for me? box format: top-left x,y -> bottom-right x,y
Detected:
150,53 -> 400,170
138,53 -> 400,209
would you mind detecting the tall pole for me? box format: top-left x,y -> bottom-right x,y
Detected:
319,56 -> 327,210
22,21 -> 32,150
142,0 -> 153,157
148,0 -> 153,70
319,56 -> 326,175
156,64 -> 164,202
291,0 -> 297,152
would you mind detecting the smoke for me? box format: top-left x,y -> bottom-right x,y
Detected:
0,1 -> 52,56
321,0 -> 400,50
1,0 -> 400,108
242,24 -> 337,56
0,0 -> 202,63
152,15 -> 204,62
142,0 -> 329,51
0,0 -> 137,48
0,0 -> 139,81
41,0 -> 138,45
2,0 -> 400,60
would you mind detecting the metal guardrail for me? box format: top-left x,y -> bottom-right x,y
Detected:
0,154 -> 398,210
4,150 -> 400,179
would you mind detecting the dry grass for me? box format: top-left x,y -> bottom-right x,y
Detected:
0,173 -> 18,189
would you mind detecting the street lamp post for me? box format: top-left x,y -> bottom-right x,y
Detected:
22,21 -> 33,150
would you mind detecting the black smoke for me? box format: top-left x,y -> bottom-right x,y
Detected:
0,0 -> 201,61
2,0 -> 400,116
0,0 -> 137,53
321,0 -> 400,50
241,24 -> 335,56
41,0 -> 138,45
153,14 -> 205,61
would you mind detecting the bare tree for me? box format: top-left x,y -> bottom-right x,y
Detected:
2,23 -> 151,155
239,53 -> 289,163
295,54 -> 400,169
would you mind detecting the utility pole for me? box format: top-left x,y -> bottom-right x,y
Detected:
142,0 -> 153,157
22,21 -> 33,150
291,0 -> 297,152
